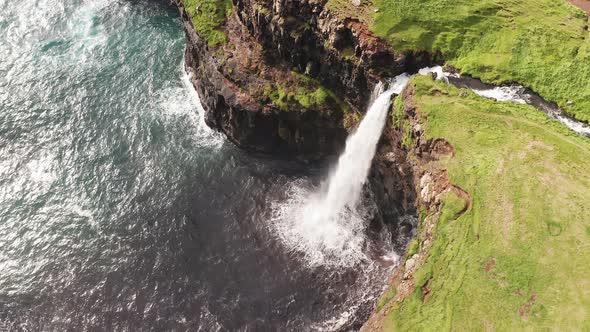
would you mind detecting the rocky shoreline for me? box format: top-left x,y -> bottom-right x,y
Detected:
175,0 -> 588,330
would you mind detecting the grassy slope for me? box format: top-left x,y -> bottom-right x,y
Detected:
383,76 -> 590,330
371,0 -> 590,122
184,0 -> 233,46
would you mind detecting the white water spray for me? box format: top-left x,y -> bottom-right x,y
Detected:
271,84 -> 396,268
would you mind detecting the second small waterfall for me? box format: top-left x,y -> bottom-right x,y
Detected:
271,84 -> 397,268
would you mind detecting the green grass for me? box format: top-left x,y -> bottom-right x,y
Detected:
371,0 -> 590,122
184,0 -> 233,47
406,238 -> 420,258
263,72 -> 350,113
377,287 -> 398,312
383,76 -> 590,330
253,3 -> 270,17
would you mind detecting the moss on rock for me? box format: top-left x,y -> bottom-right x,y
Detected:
261,72 -> 351,113
184,0 -> 233,47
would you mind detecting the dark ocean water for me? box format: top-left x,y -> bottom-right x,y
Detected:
0,1 -> 395,330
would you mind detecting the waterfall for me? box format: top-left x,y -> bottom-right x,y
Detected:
271,84 -> 397,268
312,85 -> 395,227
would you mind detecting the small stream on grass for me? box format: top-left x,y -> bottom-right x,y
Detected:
397,66 -> 590,138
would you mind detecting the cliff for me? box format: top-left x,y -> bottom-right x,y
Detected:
173,0 -> 590,330
175,0 -> 438,159
174,0 -> 427,245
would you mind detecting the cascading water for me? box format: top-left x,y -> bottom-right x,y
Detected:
271,84 -> 397,268
312,85 -> 395,233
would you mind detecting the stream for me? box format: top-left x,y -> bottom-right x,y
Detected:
409,67 -> 590,138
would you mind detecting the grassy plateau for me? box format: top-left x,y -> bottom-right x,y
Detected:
379,76 -> 590,330
372,0 -> 590,123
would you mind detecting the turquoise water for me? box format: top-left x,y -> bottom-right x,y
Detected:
0,0 -> 393,330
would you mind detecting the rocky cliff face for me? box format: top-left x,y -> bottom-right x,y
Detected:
175,0 -> 440,159
174,0 -> 443,230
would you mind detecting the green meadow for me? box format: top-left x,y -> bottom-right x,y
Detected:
379,76 -> 590,330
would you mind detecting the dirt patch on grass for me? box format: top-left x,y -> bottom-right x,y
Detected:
570,0 -> 590,15
430,138 -> 455,159
519,295 -> 538,319
451,185 -> 471,216
518,140 -> 553,159
499,197 -> 515,244
326,0 -> 375,24
484,258 -> 496,273
421,278 -> 433,302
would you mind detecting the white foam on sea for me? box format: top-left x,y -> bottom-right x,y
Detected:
271,180 -> 370,268
0,150 -> 58,202
68,0 -> 112,60
180,68 -> 225,146
182,67 -> 225,147
26,152 -> 57,186
197,304 -> 223,332
154,61 -> 225,149
314,256 -> 398,331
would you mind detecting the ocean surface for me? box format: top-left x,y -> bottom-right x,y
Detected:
0,1 -> 397,330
